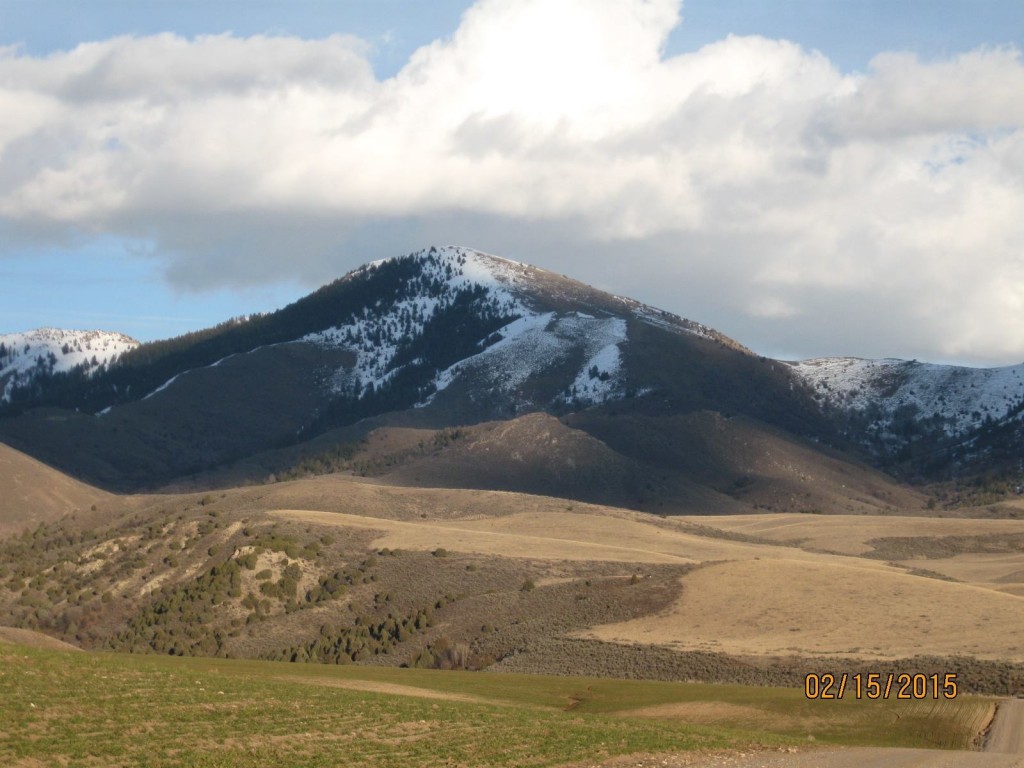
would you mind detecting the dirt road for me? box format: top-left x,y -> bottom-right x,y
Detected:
986,698 -> 1024,755
583,697 -> 1024,768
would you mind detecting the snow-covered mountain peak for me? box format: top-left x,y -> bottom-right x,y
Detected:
300,245 -> 637,411
0,328 -> 139,402
302,246 -> 531,398
361,246 -> 535,286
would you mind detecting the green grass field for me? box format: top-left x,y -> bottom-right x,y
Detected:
0,643 -> 994,767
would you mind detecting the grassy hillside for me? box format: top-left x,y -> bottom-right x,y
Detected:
0,643 -> 996,767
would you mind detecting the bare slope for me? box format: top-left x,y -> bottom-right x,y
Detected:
581,558 -> 1024,661
377,413 -> 744,515
0,626 -> 81,651
565,409 -> 924,514
683,511 -> 1024,596
0,442 -> 112,537
677,512 -> 1024,556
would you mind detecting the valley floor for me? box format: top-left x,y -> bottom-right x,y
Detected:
272,488 -> 1024,664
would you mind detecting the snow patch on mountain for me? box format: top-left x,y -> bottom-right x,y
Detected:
428,312 -> 554,399
142,372 -> 185,401
124,246 -> 527,408
791,357 -> 1024,437
634,304 -> 714,340
296,246 -> 635,409
565,322 -> 627,405
0,328 -> 138,402
304,294 -> 446,394
304,246 -> 526,396
426,312 -> 628,408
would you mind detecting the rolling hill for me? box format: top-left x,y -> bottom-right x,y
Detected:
0,442 -> 114,537
1,453 -> 1023,698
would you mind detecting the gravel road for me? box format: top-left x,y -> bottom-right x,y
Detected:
582,697 -> 1024,768
985,699 -> 1024,756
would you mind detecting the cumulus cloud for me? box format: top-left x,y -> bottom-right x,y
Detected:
1,0 -> 1023,363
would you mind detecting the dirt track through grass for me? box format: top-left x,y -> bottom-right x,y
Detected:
985,698 -> 1024,754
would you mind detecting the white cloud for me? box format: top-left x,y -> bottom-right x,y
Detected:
1,0 -> 1023,364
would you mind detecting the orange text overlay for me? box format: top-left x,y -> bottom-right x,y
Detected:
803,672 -> 959,700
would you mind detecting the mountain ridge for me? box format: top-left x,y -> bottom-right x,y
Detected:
2,245 -> 1023,495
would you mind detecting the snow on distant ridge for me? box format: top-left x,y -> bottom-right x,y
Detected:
790,357 -> 1024,437
0,328 -> 138,402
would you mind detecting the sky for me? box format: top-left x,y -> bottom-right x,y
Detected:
1,1 -> 1023,366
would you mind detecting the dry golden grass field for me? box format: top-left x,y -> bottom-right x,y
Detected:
4,441 -> 1024,765
273,499 -> 1024,662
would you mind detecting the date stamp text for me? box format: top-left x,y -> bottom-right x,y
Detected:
804,672 -> 958,700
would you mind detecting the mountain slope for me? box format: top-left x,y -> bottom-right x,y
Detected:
358,410 -> 922,515
6,244 -> 1017,504
0,246 -> 831,496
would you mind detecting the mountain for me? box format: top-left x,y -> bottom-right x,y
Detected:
0,246 -> 834,496
0,245 -> 1020,504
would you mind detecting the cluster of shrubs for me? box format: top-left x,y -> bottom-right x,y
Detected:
245,529 -> 322,561
274,443 -> 359,482
409,635 -> 496,671
107,540 -> 370,655
107,557 -> 247,655
0,520 -> 155,643
264,595 -> 454,665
